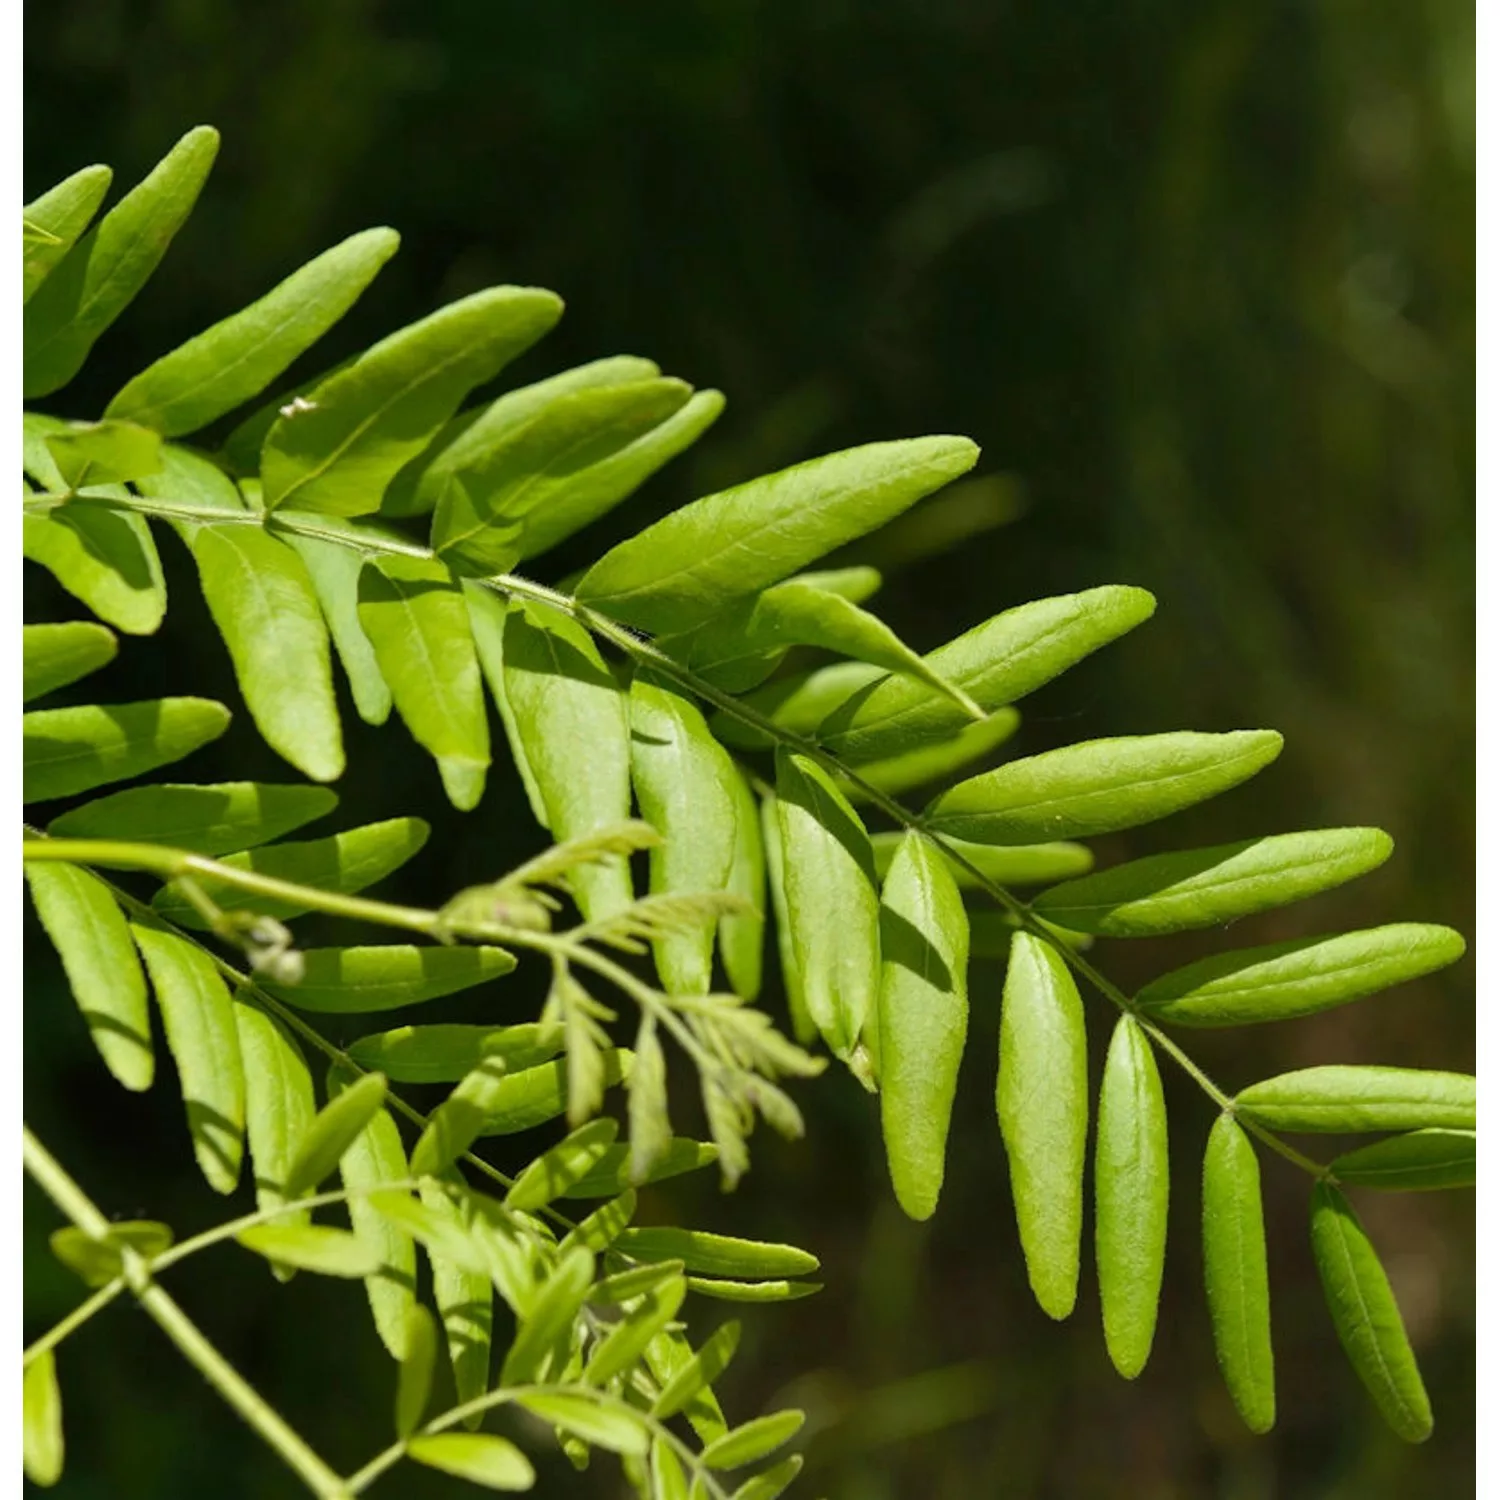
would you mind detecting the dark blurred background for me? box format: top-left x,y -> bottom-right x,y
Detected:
23,2 -> 1474,1496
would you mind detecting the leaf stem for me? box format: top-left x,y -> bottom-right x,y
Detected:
23,1127 -> 352,1498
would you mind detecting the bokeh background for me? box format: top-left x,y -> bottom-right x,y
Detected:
23,2 -> 1475,1496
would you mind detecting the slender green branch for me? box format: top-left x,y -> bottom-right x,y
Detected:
23,1277 -> 126,1366
23,1128 -> 351,1499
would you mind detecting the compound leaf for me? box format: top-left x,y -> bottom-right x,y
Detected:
407,1433 -> 535,1491
701,1411 -> 805,1471
499,1245 -> 594,1385
505,1118 -> 620,1212
1331,1130 -> 1475,1191
474,1052 -> 633,1137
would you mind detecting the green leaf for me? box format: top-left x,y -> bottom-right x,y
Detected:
178,523 -> 344,781
49,781 -> 338,855
407,1433 -> 536,1490
25,127 -> 220,398
925,731 -> 1283,844
584,1276 -> 687,1385
730,1456 -> 804,1500
24,698 -> 229,803
463,585 -> 547,823
134,438 -> 247,511
629,673 -> 739,993
237,1224 -> 384,1278
685,1277 -> 823,1303
517,1392 -> 650,1455
411,1058 -> 517,1178
844,708 -> 1020,801
382,355 -> 661,516
431,378 -> 692,573
1235,1066 -> 1475,1133
1137,924 -> 1468,1027
1202,1115 -> 1275,1434
1032,828 -> 1396,938
153,816 -> 429,926
493,596 -> 633,919
1310,1183 -> 1432,1442
505,1118 -> 621,1212
324,1068 -> 418,1360
876,832 -> 969,1222
23,501 -> 167,635
24,161 -> 112,302
283,1071 -> 388,1197
651,1440 -> 690,1500
518,388 -> 724,561
370,1190 -> 489,1277
23,622 -> 118,702
577,436 -> 979,633
357,555 -> 490,809
997,931 -> 1087,1320
393,1303 -> 437,1437
281,532 -> 393,726
500,1245 -> 595,1384
817,586 -> 1158,765
51,1221 -> 173,1287
44,421 -> 162,488
23,1350 -> 64,1488
265,945 -> 517,1013
475,1051 -> 633,1136
871,831 -> 1093,889
233,997 -> 316,1248
131,924 -> 246,1193
714,662 -> 884,751
1332,1129 -> 1475,1191
664,577 -> 981,715
701,1411 -> 805,1470
106,227 -> 400,436
561,1139 -> 720,1200
417,1179 -> 494,1428
719,766 -> 767,1002
760,793 -> 814,1045
560,1190 -> 639,1255
650,1321 -> 740,1424
1094,1016 -> 1169,1379
774,750 -> 881,1070
613,1228 -> 818,1280
262,286 -> 561,515
24,861 -> 153,1090
592,1260 -> 684,1306
347,1022 -> 564,1082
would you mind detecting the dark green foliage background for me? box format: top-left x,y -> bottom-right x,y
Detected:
23,2 -> 1473,1496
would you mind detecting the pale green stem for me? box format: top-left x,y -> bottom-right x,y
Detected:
23,1128 -> 351,1499
24,1278 -> 126,1366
